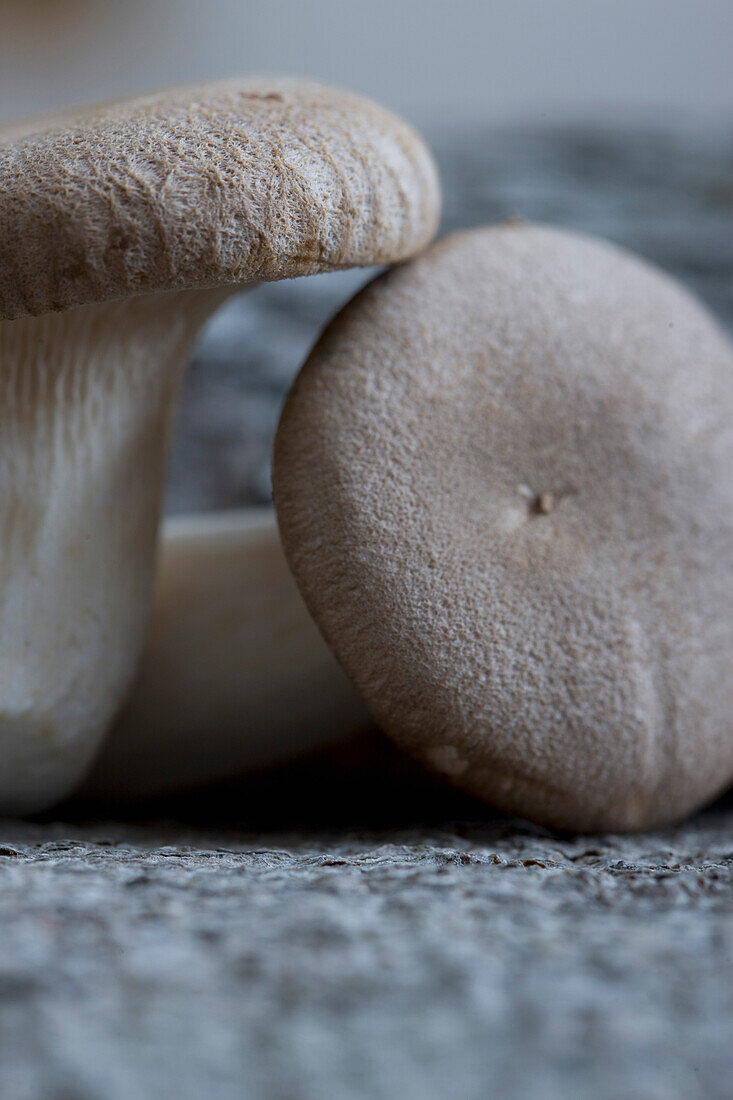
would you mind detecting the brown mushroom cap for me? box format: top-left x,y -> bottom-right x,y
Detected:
0,77 -> 440,319
273,224 -> 733,832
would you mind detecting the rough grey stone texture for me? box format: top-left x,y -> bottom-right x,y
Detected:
1,791 -> 732,1100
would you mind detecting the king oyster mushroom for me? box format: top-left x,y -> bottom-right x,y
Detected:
0,77 -> 439,813
83,510 -> 371,799
273,224 -> 733,832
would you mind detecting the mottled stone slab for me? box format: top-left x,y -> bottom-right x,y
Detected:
1,797 -> 732,1100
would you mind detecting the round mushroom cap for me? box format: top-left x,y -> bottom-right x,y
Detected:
273,224 -> 733,832
0,77 -> 440,320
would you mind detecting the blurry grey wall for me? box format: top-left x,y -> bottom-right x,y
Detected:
0,0 -> 731,129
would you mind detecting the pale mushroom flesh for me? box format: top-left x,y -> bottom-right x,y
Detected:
83,509 -> 371,799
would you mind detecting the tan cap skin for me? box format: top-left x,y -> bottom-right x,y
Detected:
0,77 -> 440,814
274,224 -> 733,833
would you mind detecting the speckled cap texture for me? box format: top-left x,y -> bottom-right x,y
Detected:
273,224 -> 733,832
0,77 -> 440,320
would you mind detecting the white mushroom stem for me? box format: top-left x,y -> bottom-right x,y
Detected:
82,509 -> 371,800
0,287 -> 230,814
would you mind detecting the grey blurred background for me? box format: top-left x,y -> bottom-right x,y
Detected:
1,0 -> 732,127
2,0 -> 731,516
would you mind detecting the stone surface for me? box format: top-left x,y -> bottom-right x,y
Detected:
1,779 -> 732,1100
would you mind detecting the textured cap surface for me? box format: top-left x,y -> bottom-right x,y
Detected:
273,224 -> 733,831
0,77 -> 440,319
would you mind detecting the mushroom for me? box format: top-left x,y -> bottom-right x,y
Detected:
0,77 -> 440,814
273,224 -> 733,832
82,509 -> 371,799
